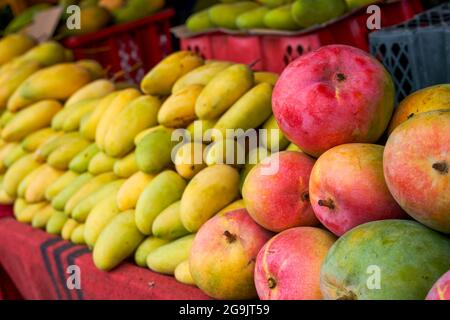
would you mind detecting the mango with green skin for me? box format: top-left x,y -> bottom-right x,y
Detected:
180,164 -> 240,232
19,41 -> 70,67
15,202 -> 47,224
236,7 -> 269,30
69,143 -> 100,173
104,95 -> 160,157
51,173 -> 92,211
147,234 -> 195,275
47,138 -> 91,170
186,9 -> 216,33
3,144 -> 27,168
93,210 -> 145,271
111,0 -> 165,24
61,99 -> 100,132
195,64 -> 254,120
31,204 -> 56,229
45,171 -> 79,201
61,219 -> 79,241
135,126 -> 176,174
46,210 -> 68,235
21,128 -> 62,153
141,51 -> 204,96
3,154 -> 40,197
292,0 -> 347,28
134,236 -> 170,267
264,4 -> 300,31
70,224 -> 86,245
152,201 -> 189,240
135,170 -> 186,235
87,151 -> 116,175
257,0 -> 293,8
113,151 -> 139,178
321,220 -> 450,300
208,2 -> 259,30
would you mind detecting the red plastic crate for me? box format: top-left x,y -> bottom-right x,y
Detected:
63,9 -> 175,84
180,0 -> 422,73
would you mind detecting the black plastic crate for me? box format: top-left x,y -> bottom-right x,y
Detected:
370,3 -> 450,103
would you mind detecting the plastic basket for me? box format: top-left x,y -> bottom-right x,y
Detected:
370,3 -> 450,103
63,9 -> 174,84
180,0 -> 422,73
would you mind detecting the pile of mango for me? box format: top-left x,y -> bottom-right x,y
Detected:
186,0 -> 377,32
0,34 -> 289,287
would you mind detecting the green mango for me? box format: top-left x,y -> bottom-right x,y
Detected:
257,0 -> 293,8
51,173 -> 92,211
236,7 -> 269,30
134,237 -> 170,267
152,201 -> 190,240
187,9 -> 216,33
112,0 -> 165,24
264,4 -> 301,30
69,143 -> 99,173
292,0 -> 348,28
209,2 -> 259,29
46,210 -> 68,235
5,4 -> 51,34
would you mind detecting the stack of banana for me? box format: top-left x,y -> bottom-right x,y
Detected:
0,33 -> 298,287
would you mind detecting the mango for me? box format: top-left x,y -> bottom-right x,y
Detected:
19,41 -> 69,66
13,198 -> 27,216
134,236 -> 170,267
80,92 -> 119,141
2,100 -> 62,142
113,151 -> 139,178
65,79 -> 115,107
239,146 -> 271,191
46,210 -> 68,235
51,173 -> 92,211
76,60 -> 105,80
135,126 -> 176,174
45,171 -> 79,201
135,170 -> 186,235
3,154 -> 40,197
69,143 -> 100,173
0,143 -> 19,173
0,59 -> 41,109
61,99 -> 100,132
0,34 -> 35,65
84,192 -> 122,247
180,164 -> 240,232
64,172 -> 116,216
158,85 -> 203,128
70,224 -> 86,245
172,61 -> 232,94
0,189 -> 14,204
87,151 -> 116,175
96,88 -> 141,150
141,51 -> 204,96
204,138 -> 245,166
174,260 -> 195,286
213,82 -> 273,139
111,0 -> 165,23
260,115 -> 290,152
60,5 -> 110,36
209,2 -> 259,29
133,125 -> 160,145
264,4 -> 301,30
152,201 -> 189,240
47,138 -> 91,170
61,219 -> 80,241
16,201 -> 47,224
17,165 -> 42,198
216,199 -> 246,215
236,7 -> 269,29
254,71 -> 279,85
25,164 -> 64,203
116,171 -> 154,211
7,63 -> 93,112
34,132 -> 86,162
174,142 -> 207,179
0,110 -> 14,128
195,64 -> 254,119
31,204 -> 55,229
72,179 -> 124,222
146,234 -> 195,275
21,128 -> 62,152
321,220 -> 450,300
186,9 -> 216,33
104,95 -> 160,157
292,0 -> 348,28
93,210 -> 145,271
3,144 -> 27,168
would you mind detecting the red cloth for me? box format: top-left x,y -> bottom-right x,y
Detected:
0,206 -> 209,300
0,205 -> 13,219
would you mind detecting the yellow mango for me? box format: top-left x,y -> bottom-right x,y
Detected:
104,95 -> 160,157
260,115 -> 290,152
80,92 -> 119,140
51,173 -> 92,211
157,85 -> 203,128
21,128 -> 62,152
25,164 -> 64,203
174,142 -> 207,179
34,132 -> 86,162
7,63 -> 92,112
2,143 -> 27,168
134,236 -> 170,267
3,154 -> 40,197
69,143 -> 99,173
254,71 -> 279,85
46,210 -> 68,235
65,79 -> 115,107
180,165 -> 240,232
31,204 -> 55,229
96,88 -> 141,150
174,260 -> 196,286
152,201 -> 189,240
61,219 -> 79,241
2,100 -> 62,142
195,64 -> 254,119
116,171 -> 154,211
93,210 -> 145,271
0,33 -> 35,65
19,41 -> 69,66
141,51 -> 204,96
172,61 -> 232,93
146,234 -> 195,275
16,201 -> 47,224
113,151 -> 139,178
70,224 -> 86,245
47,138 -> 91,170
0,143 -> 21,173
45,171 -> 79,201
135,170 -> 187,235
216,199 -> 245,215
87,151 -> 116,175
61,98 -> 100,132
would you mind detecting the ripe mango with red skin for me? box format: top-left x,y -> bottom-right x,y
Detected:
273,45 -> 395,157
426,270 -> 450,300
189,209 -> 273,299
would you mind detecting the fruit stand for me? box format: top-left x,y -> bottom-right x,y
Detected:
0,0 -> 449,303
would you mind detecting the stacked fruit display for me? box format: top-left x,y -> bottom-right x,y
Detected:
186,0 -> 378,32
0,31 -> 448,300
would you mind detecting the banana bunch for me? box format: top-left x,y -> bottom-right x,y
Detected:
0,48 -> 288,290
